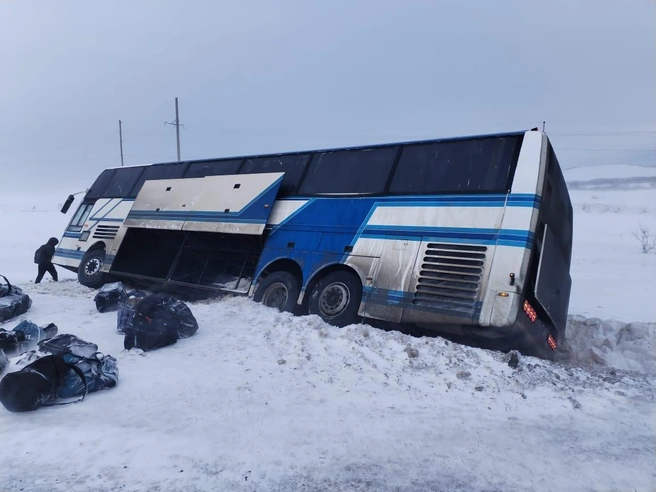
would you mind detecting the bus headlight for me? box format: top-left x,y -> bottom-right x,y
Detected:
79,231 -> 91,242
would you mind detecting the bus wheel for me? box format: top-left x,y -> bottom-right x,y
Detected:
78,248 -> 109,289
253,271 -> 301,314
308,270 -> 362,327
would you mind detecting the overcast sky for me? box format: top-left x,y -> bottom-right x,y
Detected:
1,0 -> 654,191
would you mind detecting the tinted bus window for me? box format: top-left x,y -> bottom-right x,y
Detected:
185,159 -> 243,178
240,154 -> 310,197
131,163 -> 187,196
103,166 -> 145,198
86,169 -> 116,200
299,147 -> 398,195
389,136 -> 522,194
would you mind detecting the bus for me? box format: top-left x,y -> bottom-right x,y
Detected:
54,129 -> 573,360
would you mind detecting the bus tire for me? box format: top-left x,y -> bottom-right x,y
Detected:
308,270 -> 362,327
253,271 -> 301,314
78,248 -> 109,289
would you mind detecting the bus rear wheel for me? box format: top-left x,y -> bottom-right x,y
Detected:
78,248 -> 109,289
308,270 -> 362,327
253,271 -> 301,314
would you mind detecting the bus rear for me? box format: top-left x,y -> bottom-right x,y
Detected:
513,139 -> 572,359
444,132 -> 572,360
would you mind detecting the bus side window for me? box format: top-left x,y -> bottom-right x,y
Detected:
298,147 -> 397,195
185,159 -> 243,178
68,203 -> 94,232
240,155 -> 310,197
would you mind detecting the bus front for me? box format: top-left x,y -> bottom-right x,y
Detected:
54,166 -> 145,287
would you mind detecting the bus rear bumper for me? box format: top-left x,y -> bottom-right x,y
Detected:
413,314 -> 559,361
465,315 -> 559,361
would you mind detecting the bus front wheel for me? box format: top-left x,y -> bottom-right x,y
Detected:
253,271 -> 301,314
308,270 -> 362,327
78,248 -> 109,289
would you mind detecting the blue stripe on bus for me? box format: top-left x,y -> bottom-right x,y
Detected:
63,232 -> 80,239
126,211 -> 265,224
359,226 -> 533,248
270,198 -> 316,230
54,248 -> 85,259
362,286 -> 483,319
93,218 -> 125,222
270,193 -> 539,233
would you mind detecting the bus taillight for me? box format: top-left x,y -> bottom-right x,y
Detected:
523,300 -> 537,322
547,334 -> 557,351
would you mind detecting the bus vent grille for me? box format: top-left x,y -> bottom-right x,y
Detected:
413,243 -> 487,315
93,225 -> 120,240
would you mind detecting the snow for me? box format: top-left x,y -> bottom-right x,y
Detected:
564,164 -> 656,182
1,168 -> 655,491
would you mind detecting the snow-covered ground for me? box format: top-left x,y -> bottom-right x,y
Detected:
0,166 -> 655,491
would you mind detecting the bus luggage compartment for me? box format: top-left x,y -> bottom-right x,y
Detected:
110,228 -> 263,295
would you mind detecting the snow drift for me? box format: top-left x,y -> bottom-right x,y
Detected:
560,315 -> 655,376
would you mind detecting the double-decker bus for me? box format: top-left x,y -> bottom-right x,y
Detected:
55,129 -> 572,359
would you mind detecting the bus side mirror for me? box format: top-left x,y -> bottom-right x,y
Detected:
61,195 -> 75,214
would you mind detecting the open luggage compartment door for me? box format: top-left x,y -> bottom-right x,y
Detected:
124,172 -> 284,235
534,225 -> 571,335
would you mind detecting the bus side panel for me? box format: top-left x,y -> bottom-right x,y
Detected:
349,237 -> 408,323
358,203 -> 505,326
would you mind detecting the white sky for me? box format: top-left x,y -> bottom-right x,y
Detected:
1,0 -> 654,191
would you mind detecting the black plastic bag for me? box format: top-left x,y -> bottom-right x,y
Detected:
0,333 -> 118,412
116,290 -> 148,334
94,282 -> 128,313
0,275 -> 32,323
123,293 -> 198,351
0,354 -> 74,412
38,334 -> 98,358
0,321 -> 58,358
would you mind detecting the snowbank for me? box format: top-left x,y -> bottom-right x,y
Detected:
560,315 -> 656,376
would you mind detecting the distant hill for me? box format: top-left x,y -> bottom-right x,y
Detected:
563,165 -> 656,190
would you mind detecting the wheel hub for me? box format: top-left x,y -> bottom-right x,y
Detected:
262,282 -> 288,310
319,282 -> 350,317
84,257 -> 102,277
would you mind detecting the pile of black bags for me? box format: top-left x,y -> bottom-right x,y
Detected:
0,331 -> 118,413
0,281 -> 199,413
121,293 -> 199,351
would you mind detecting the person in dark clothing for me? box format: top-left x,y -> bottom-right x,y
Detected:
35,237 -> 59,284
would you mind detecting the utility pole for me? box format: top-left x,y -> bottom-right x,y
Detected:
542,120 -> 546,132
165,97 -> 183,161
118,120 -> 124,166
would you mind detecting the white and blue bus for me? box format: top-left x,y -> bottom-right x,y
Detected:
55,129 -> 572,359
